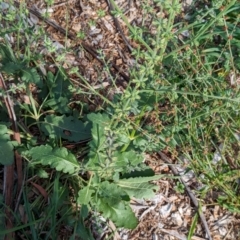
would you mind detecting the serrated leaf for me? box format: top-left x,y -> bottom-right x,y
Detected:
87,113 -> 111,126
98,181 -> 130,204
0,43 -> 13,58
40,115 -> 91,142
86,113 -> 145,177
86,117 -> 107,169
45,97 -> 70,114
92,123 -> 104,144
77,187 -> 95,205
87,145 -> 145,179
51,69 -> 71,98
93,181 -> 137,229
0,43 -> 17,71
138,92 -> 156,110
36,169 -> 49,178
133,136 -> 148,147
88,122 -> 106,150
117,175 -> 162,199
0,141 -> 14,165
27,144 -> 52,161
116,150 -> 143,167
0,61 -> 24,74
0,124 -> 14,165
117,133 -> 131,145
20,68 -> 42,87
97,199 -> 138,229
27,145 -> 80,174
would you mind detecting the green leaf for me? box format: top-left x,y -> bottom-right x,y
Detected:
75,222 -> 95,240
87,113 -> 145,177
75,205 -> 93,239
20,68 -> 42,87
87,113 -> 111,126
40,115 -> 91,142
92,123 -> 105,146
94,181 -> 137,229
88,121 -> 106,151
0,141 -> 14,165
121,168 -> 155,178
0,43 -> 19,74
51,69 -> 71,98
45,97 -> 70,114
117,132 -> 131,145
97,199 -> 137,229
80,205 -> 89,220
51,179 -> 69,209
36,168 -> 49,178
0,124 -> 9,139
0,61 -> 24,74
77,187 -> 95,205
0,124 -> 14,165
116,150 -> 143,167
26,145 -> 80,174
188,212 -> 198,240
86,115 -> 108,170
117,175 -> 162,199
98,181 -> 130,204
0,43 -> 17,68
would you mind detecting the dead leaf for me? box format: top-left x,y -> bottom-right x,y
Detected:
30,182 -> 48,201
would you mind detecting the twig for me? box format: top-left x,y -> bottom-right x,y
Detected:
108,220 -> 122,240
223,223 -> 233,240
158,228 -> 187,240
106,0 -> 133,53
158,152 -> 213,240
13,1 -> 130,82
51,0 -> 77,8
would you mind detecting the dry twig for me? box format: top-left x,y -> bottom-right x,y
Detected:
106,0 -> 133,53
13,0 -> 130,82
158,152 -> 213,240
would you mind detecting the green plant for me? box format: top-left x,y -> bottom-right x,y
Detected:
107,0 -> 240,212
1,0 -> 240,238
97,9 -> 106,18
88,19 -> 96,28
174,182 -> 185,194
0,40 -> 162,236
0,123 -> 16,165
77,30 -> 86,40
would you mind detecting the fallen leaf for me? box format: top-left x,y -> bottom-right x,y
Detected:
30,181 -> 48,201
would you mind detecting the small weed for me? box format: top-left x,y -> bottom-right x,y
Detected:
174,182 -> 185,194
88,19 -> 96,28
77,30 -> 86,40
97,9 -> 106,18
45,0 -> 54,5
